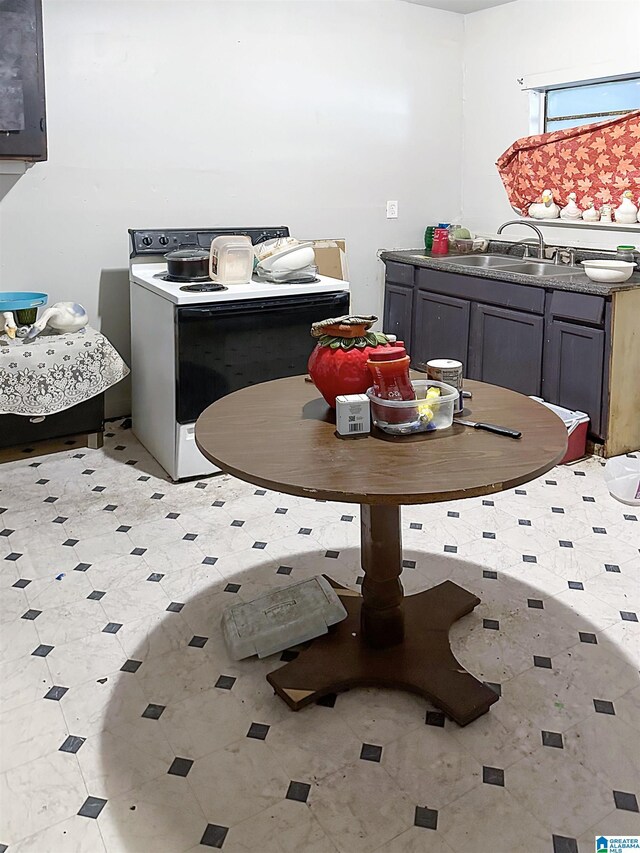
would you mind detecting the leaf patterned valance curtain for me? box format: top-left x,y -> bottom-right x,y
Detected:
496,110 -> 640,215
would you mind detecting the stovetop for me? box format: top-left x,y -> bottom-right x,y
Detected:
128,227 -> 348,304
130,263 -> 349,305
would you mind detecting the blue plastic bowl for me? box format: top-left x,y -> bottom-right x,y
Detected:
0,292 -> 48,312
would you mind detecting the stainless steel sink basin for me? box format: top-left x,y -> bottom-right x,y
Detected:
499,262 -> 578,277
411,252 -> 581,278
437,254 -> 521,269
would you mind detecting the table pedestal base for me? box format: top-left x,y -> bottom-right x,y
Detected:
266,577 -> 499,727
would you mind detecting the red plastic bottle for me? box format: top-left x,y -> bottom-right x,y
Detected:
367,346 -> 417,424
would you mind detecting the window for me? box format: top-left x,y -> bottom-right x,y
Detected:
543,76 -> 640,132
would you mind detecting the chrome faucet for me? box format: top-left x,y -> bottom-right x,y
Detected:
497,220 -> 546,260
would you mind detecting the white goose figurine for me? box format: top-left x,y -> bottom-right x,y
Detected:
582,203 -> 600,223
560,192 -> 582,221
615,190 -> 638,224
24,302 -> 88,342
529,189 -> 560,220
1,311 -> 17,339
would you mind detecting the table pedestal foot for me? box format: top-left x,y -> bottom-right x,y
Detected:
266,577 -> 499,727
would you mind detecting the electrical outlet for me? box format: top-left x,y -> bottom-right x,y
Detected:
386,200 -> 398,219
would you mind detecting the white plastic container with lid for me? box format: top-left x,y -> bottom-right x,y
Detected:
209,235 -> 255,285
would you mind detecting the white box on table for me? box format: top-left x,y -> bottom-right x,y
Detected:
336,393 -> 370,436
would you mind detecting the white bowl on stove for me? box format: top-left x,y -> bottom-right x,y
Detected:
257,242 -> 315,273
581,260 -> 635,283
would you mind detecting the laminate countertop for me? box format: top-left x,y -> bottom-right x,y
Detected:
379,247 -> 640,297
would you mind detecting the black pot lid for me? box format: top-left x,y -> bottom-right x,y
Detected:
165,248 -> 209,260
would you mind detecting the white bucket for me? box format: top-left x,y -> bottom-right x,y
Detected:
604,454 -> 640,506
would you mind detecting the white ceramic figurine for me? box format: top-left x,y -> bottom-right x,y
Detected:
1,311 -> 17,339
560,192 -> 582,221
23,302 -> 89,342
582,203 -> 600,223
529,189 -> 560,220
615,190 -> 639,224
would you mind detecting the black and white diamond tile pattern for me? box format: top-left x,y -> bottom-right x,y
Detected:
0,421 -> 638,852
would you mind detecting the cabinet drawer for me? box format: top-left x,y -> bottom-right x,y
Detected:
384,261 -> 414,286
0,394 -> 104,449
548,290 -> 605,325
416,268 -> 545,314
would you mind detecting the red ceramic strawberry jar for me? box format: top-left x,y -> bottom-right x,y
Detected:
307,315 -> 391,408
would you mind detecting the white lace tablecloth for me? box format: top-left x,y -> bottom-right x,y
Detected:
0,326 -> 129,417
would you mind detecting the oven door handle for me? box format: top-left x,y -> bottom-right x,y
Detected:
178,292 -> 349,320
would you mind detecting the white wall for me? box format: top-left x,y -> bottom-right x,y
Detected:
0,0 -> 464,416
461,0 -> 640,250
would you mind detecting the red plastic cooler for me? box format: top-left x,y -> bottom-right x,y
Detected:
530,398 -> 590,464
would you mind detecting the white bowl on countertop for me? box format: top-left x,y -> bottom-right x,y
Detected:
581,260 -> 635,283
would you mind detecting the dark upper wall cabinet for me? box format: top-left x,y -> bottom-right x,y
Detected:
0,0 -> 47,161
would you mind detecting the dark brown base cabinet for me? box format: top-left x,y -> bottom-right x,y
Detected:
383,260 -> 640,456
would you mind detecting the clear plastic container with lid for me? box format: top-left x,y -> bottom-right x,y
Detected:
209,235 -> 255,285
367,380 -> 458,435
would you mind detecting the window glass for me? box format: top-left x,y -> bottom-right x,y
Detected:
545,77 -> 640,131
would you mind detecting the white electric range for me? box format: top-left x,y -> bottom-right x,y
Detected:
129,227 -> 350,480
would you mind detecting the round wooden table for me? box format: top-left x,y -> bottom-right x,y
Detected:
196,376 -> 567,726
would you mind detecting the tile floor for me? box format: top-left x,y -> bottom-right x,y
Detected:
0,421 -> 638,853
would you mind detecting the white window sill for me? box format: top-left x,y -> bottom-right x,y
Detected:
517,217 -> 640,234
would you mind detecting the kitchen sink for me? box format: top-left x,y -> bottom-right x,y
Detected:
499,262 -> 578,277
436,254 -> 522,269
410,252 -> 581,278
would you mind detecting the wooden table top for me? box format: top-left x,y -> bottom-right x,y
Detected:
195,376 -> 568,505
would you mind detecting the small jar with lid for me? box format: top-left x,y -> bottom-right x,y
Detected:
615,245 -> 637,263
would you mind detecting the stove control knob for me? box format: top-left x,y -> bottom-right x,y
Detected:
158,235 -> 169,246
141,236 -> 153,246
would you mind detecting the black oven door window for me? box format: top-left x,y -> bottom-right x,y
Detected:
176,291 -> 349,424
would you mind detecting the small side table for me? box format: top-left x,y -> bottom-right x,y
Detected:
0,326 -> 128,454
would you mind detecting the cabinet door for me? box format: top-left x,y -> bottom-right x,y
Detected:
542,319 -> 605,437
469,303 -> 544,396
0,0 -> 47,160
383,282 -> 414,351
412,290 -> 470,369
